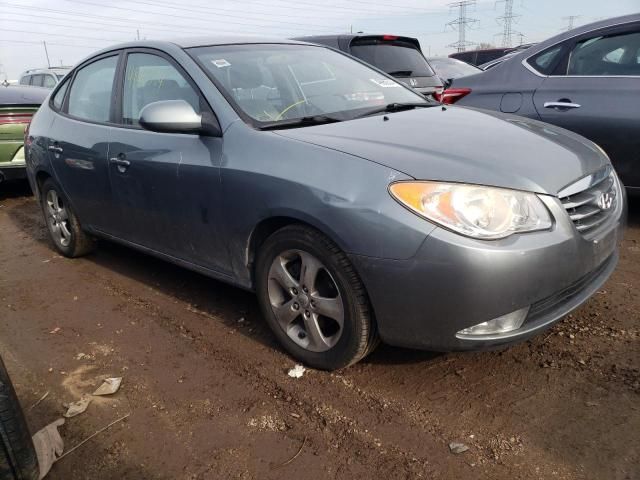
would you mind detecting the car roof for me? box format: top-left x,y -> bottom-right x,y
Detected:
72,36 -> 315,67
524,13 -> 640,57
21,67 -> 71,75
0,85 -> 49,105
96,36 -> 308,52
293,34 -> 420,44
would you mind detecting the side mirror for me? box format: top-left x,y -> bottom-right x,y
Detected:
139,100 -> 221,136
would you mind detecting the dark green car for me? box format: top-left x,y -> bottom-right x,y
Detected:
0,86 -> 48,183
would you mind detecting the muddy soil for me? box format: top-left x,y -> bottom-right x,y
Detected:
0,181 -> 638,480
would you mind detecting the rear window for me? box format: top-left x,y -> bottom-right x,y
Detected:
350,39 -> 435,77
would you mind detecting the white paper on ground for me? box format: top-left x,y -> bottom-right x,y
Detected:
92,377 -> 122,396
32,418 -> 65,479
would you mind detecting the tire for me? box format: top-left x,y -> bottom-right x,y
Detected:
40,178 -> 95,258
256,224 -> 379,370
0,357 -> 39,480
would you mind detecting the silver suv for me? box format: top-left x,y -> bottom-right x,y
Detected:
19,67 -> 71,89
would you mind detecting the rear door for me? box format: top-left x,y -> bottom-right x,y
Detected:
107,49 -> 228,272
348,36 -> 443,97
532,23 -> 640,188
47,53 -> 121,233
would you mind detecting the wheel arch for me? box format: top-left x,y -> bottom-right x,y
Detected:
35,169 -> 52,193
245,212 -> 351,287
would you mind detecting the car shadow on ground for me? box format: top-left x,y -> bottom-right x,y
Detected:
5,180 -> 639,368
0,179 -> 32,200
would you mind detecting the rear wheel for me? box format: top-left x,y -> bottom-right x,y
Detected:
0,357 -> 39,480
40,178 -> 94,258
256,225 -> 378,370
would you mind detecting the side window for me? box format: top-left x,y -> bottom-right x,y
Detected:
43,75 -> 57,88
67,56 -> 118,122
527,44 -> 564,75
122,53 -> 200,125
19,75 -> 30,86
30,74 -> 44,87
52,79 -> 70,111
568,31 -> 640,76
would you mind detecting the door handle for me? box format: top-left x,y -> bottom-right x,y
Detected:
544,101 -> 581,109
48,145 -> 63,154
109,157 -> 130,167
109,155 -> 130,173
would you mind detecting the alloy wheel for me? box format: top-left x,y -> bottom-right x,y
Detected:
46,189 -> 71,247
267,249 -> 344,352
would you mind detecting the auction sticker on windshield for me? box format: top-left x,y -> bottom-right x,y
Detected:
212,59 -> 231,68
370,78 -> 400,88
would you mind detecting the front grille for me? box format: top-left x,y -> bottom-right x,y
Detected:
559,168 -> 619,238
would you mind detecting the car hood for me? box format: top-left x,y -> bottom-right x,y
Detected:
274,106 -> 608,196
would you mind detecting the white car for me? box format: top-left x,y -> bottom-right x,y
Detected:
18,67 -> 71,89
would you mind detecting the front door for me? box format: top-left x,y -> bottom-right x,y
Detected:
533,25 -> 640,188
107,50 -> 229,273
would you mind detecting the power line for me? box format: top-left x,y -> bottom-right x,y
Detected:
0,3 -> 245,36
0,2 -> 319,38
562,15 -> 580,31
446,0 -> 478,52
495,0 -> 521,47
0,39 -> 102,49
1,12 -> 185,39
80,0 -> 340,31
59,0 -> 338,33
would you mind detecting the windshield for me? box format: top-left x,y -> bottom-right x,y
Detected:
428,58 -> 481,79
190,44 -> 426,126
350,40 -> 435,77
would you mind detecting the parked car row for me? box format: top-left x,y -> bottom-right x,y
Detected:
20,22 -> 625,371
18,67 -> 71,89
0,85 -> 49,183
442,13 -> 640,191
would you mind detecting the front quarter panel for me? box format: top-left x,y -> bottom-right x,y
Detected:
221,121 -> 436,287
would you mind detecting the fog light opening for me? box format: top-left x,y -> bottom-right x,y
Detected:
456,307 -> 529,338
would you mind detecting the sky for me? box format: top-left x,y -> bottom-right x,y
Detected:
1,0 -> 638,80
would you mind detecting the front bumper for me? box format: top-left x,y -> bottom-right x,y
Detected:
350,194 -> 625,351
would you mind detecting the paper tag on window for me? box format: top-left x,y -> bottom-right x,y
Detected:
370,78 -> 400,88
212,59 -> 231,68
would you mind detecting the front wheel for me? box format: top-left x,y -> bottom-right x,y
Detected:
256,225 -> 379,370
0,357 -> 39,480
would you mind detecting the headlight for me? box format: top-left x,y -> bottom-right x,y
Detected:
389,181 -> 552,239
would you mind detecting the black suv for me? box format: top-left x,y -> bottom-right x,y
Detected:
293,34 -> 443,98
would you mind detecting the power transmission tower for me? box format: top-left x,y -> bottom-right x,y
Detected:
562,15 -> 580,31
496,0 -> 520,47
446,0 -> 478,52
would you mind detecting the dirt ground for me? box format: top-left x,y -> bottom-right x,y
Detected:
0,180 -> 638,480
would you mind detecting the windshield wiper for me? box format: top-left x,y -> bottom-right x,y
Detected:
354,102 -> 433,119
387,70 -> 413,76
259,115 -> 342,130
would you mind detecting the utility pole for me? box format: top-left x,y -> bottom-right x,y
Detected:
42,41 -> 51,68
136,29 -> 141,40
446,0 -> 478,52
496,0 -> 520,47
562,15 -> 580,31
